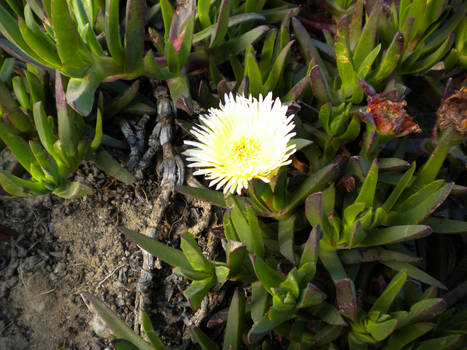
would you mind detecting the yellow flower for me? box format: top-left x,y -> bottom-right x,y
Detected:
184,93 -> 296,194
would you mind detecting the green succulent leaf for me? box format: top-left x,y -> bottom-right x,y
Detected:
278,215 -> 296,264
184,277 -> 216,309
250,254 -> 284,295
51,0 -> 91,74
120,227 -> 192,271
124,0 -> 146,75
383,261 -> 446,289
141,312 -> 166,350
355,225 -> 431,248
52,181 -> 93,198
0,119 -> 35,173
105,0 -> 124,65
223,289 -> 245,350
370,270 -> 407,314
352,0 -> 382,70
94,149 -> 134,184
0,171 -> 48,196
386,322 -> 434,350
181,232 -> 213,272
80,293 -> 154,350
386,182 -> 453,225
415,335 -> 465,350
190,327 -> 217,350
422,217 -> 467,234
366,318 -> 398,342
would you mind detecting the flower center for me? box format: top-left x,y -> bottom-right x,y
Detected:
229,136 -> 262,167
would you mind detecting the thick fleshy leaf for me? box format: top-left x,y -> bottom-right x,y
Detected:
141,312 -> 166,350
401,298 -> 446,327
0,171 -> 48,196
251,281 -> 268,324
355,159 -> 378,207
285,163 -> 338,215
18,16 -> 61,67
210,0 -> 231,48
53,181 -> 93,198
181,232 -> 213,272
124,0 -> 145,75
370,270 -> 407,314
335,15 -> 356,98
383,261 -> 446,289
352,0 -> 382,70
176,185 -> 226,208
81,293 -> 154,350
339,248 -> 419,264
278,215 -> 295,264
386,323 -> 434,350
223,289 -> 245,350
250,254 -> 284,295
408,128 -> 453,195
190,327 -> 217,350
382,162 -> 416,212
422,217 -> 467,234
372,32 -> 404,83
335,278 -> 357,321
366,318 -> 398,342
415,335 -> 465,350
264,40 -> 294,92
94,149 -> 134,184
297,283 -> 327,308
104,80 -> 139,118
184,277 -> 216,309
105,0 -> 124,65
55,73 -> 76,158
356,43 -> 381,78
213,25 -> 269,64
247,306 -> 295,344
356,225 -> 431,247
386,182 -> 453,225
51,0 -> 91,73
112,339 -> 139,350
120,227 -> 192,271
66,68 -> 104,116
11,76 -> 31,112
0,120 -> 35,173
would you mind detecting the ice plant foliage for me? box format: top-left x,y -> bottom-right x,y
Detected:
184,93 -> 296,194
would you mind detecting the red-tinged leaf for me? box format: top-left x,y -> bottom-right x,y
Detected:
210,0 -> 231,48
335,278 -> 357,321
